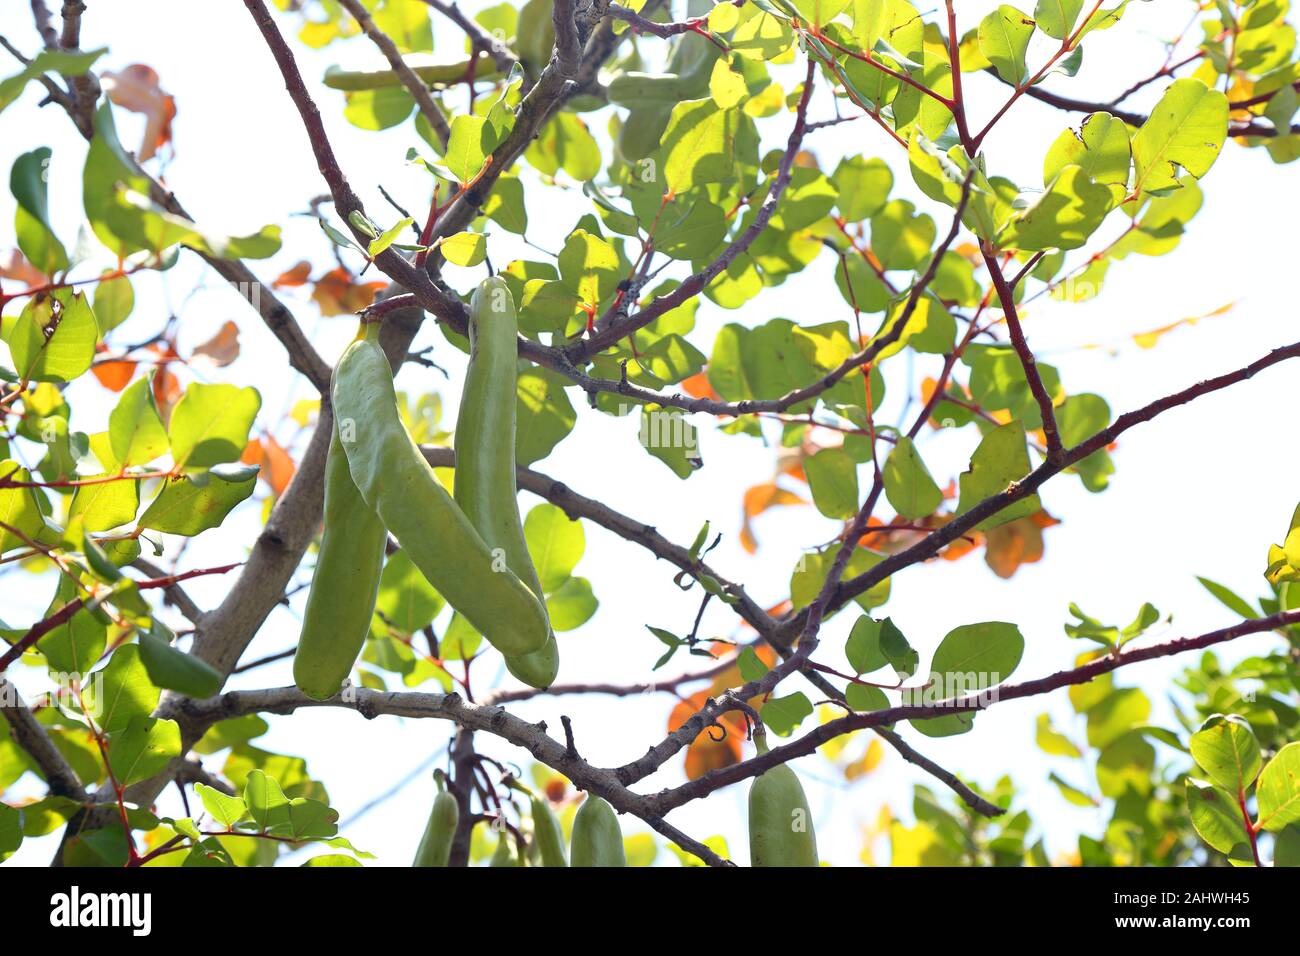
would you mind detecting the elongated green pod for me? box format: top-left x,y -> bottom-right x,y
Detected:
748,733 -> 819,867
324,58 -> 502,91
332,322 -> 548,657
413,773 -> 459,867
293,414 -> 388,700
455,277 -> 558,688
570,794 -> 626,867
530,794 -> 568,867
489,833 -> 516,867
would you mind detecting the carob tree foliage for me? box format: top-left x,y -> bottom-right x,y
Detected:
1,0 -> 1299,868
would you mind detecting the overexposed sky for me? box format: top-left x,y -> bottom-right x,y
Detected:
2,0 -> 1298,866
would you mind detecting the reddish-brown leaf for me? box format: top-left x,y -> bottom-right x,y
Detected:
273,261 -> 313,288
311,267 -> 385,316
102,65 -> 175,160
191,320 -> 240,368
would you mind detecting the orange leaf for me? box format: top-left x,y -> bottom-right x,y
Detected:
311,267 -> 385,316
740,481 -> 807,553
102,65 -> 175,161
261,435 -> 297,495
669,691 -> 747,781
191,320 -> 240,367
983,509 -> 1059,579
680,370 -> 720,401
91,360 -> 137,392
273,261 -> 313,288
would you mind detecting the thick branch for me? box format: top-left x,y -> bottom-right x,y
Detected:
0,676 -> 86,799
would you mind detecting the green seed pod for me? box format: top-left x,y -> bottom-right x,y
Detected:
455,277 -> 558,688
293,411 -> 388,701
530,793 -> 568,867
489,833 -> 516,867
332,322 -> 548,657
747,733 -> 819,867
413,774 -> 459,867
323,58 -> 502,91
570,794 -> 626,867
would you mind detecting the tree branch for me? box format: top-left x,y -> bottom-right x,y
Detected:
338,0 -> 451,149
0,676 -> 86,799
642,610 -> 1300,814
983,251 -> 1064,462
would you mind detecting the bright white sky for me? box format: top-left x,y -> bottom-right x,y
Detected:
2,0 -> 1298,867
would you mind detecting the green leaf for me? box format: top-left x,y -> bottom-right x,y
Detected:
138,627 -> 222,698
1051,772 -> 1098,806
662,99 -> 740,195
1189,714 -> 1262,794
639,406 -> 701,478
109,374 -> 168,467
1086,686 -> 1149,748
92,273 -> 134,333
760,692 -> 813,737
846,615 -> 888,674
0,459 -> 50,554
1034,0 -> 1083,40
526,112 -> 601,181
376,549 -> 444,634
870,199 -> 935,270
1096,730 -> 1155,798
883,437 -> 942,519
195,783 -> 248,829
1186,779 -> 1254,863
108,716 -> 181,786
955,421 -> 1041,530
790,547 -> 891,613
3,290 -> 98,383
558,229 -> 620,308
1131,78 -> 1229,196
930,622 -> 1024,693
832,154 -> 893,221
1035,713 -> 1082,757
1043,112 -> 1131,190
0,803 -> 22,860
547,575 -> 597,631
516,369 -> 576,466
979,5 -> 1036,85
730,9 -> 794,60
999,165 -> 1114,251
1196,576 -> 1258,619
244,769 -> 291,832
439,230 -> 487,267
138,464 -> 259,535
484,175 -> 527,234
524,503 -> 585,593
343,87 -> 414,130
804,447 -> 859,519
0,47 -> 104,116
1256,742 -> 1300,832
84,644 -> 159,734
38,578 -> 107,675
11,147 -> 68,274
367,217 -> 415,257
167,383 -> 261,471
445,114 -> 489,184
